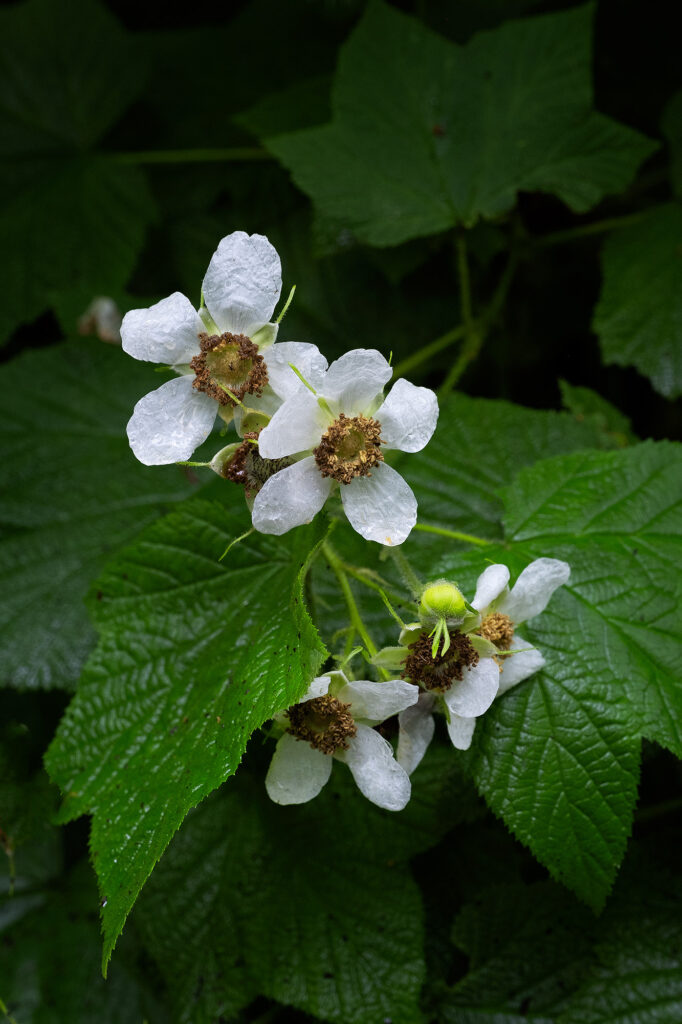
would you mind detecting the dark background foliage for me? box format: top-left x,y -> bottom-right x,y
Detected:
1,1 -> 681,1022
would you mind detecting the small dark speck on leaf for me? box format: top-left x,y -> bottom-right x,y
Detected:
96,591 -> 103,601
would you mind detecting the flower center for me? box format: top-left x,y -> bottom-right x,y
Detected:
222,434 -> 293,498
190,332 -> 268,406
313,413 -> 384,484
286,695 -> 357,754
479,612 -> 514,651
402,630 -> 479,693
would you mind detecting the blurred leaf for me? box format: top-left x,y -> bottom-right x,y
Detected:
265,1 -> 656,246
236,74 -> 332,137
137,768 -> 426,1024
45,500 -> 327,970
558,379 -> 636,447
0,341 -> 199,690
0,0 -> 153,341
428,441 -> 682,908
0,866 -> 149,1024
593,204 -> 682,398
662,89 -> 682,199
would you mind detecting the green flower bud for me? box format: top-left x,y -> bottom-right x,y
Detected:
419,580 -> 466,626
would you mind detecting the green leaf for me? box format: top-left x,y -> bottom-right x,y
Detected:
264,2 -> 655,246
45,500 -> 327,970
559,864 -> 682,1023
593,204 -> 682,398
137,768 -> 426,1024
0,0 -> 153,341
442,881 -> 595,1022
0,341 -> 198,691
558,379 -> 636,449
429,441 -> 682,909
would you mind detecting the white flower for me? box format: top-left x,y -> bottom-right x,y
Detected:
121,231 -> 325,465
252,349 -> 439,545
265,671 -> 419,811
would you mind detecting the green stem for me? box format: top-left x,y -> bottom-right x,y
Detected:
389,548 -> 423,598
413,523 -> 492,546
440,242 -> 518,395
0,996 -> 20,1024
322,543 -> 390,677
533,211 -> 646,248
392,323 -> 467,379
110,147 -> 272,165
635,796 -> 682,824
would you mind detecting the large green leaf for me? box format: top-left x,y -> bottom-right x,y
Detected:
593,204 -> 682,398
264,1 -> 655,246
0,341 -> 198,691
428,442 -> 682,908
45,500 -> 327,970
0,0 -> 153,341
136,769 -> 427,1024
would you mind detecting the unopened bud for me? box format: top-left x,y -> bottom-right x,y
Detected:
419,580 -> 466,626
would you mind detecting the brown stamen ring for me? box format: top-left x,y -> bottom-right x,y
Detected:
313,413 -> 384,484
190,332 -> 268,406
286,694 -> 357,754
402,630 -> 479,693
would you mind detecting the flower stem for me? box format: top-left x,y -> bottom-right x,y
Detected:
110,147 -> 272,164
0,996 -> 20,1024
322,542 -> 390,678
532,211 -> 647,248
413,523 -> 492,546
392,323 -> 467,379
389,547 -> 422,598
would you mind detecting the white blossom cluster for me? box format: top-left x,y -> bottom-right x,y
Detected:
264,557 -> 569,811
121,231 -> 438,547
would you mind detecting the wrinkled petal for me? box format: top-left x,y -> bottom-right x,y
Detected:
335,678 -> 418,724
265,733 -> 331,805
265,342 -> 328,400
499,558 -> 571,624
471,563 -> 510,613
446,714 -> 477,751
121,292 -> 202,366
375,379 -> 438,453
336,724 -> 411,811
397,694 -> 436,775
497,637 -> 546,695
202,231 -> 282,336
298,675 -> 332,703
442,658 -> 500,718
321,349 -> 392,416
251,457 -> 332,535
257,391 -> 329,459
127,375 -> 216,465
341,463 -> 417,546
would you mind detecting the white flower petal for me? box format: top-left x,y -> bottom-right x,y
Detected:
265,733 -> 332,805
443,657 -> 500,718
321,349 -> 393,416
202,231 -> 282,336
257,392 -> 329,459
298,675 -> 332,702
335,679 -> 419,724
121,292 -> 202,366
375,379 -> 438,453
264,342 -> 328,400
499,558 -> 571,624
337,724 -> 411,811
397,694 -> 436,775
127,375 -> 216,465
497,637 -> 546,695
251,457 -> 332,535
446,714 -> 477,751
341,463 -> 417,546
471,563 -> 511,613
